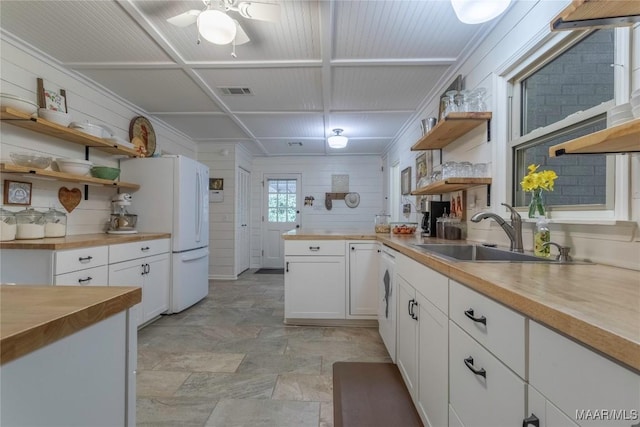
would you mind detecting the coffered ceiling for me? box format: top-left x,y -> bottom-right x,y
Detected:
0,0 -> 501,156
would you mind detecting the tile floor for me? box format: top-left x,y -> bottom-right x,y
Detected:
136,270 -> 391,426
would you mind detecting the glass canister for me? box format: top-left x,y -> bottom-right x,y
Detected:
15,207 -> 45,239
0,208 -> 17,241
375,214 -> 391,233
44,207 -> 67,237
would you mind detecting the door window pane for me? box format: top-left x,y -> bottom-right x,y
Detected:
267,179 -> 297,222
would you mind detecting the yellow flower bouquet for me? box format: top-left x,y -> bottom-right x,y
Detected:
520,164 -> 557,218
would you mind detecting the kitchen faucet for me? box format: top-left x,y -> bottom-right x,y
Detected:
471,203 -> 524,253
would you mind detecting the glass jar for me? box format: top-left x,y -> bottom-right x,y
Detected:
442,161 -> 458,179
374,214 -> 391,233
44,207 -> 67,237
0,208 -> 17,241
15,207 -> 45,240
534,217 -> 551,257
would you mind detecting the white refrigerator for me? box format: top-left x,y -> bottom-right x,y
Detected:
120,155 -> 209,313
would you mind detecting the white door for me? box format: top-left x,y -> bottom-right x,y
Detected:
262,174 -> 301,269
236,167 -> 250,275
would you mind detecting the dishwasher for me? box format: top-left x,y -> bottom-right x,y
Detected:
378,246 -> 398,362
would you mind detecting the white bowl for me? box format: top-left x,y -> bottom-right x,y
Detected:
38,108 -> 72,127
69,121 -> 105,138
0,93 -> 38,115
55,158 -> 93,176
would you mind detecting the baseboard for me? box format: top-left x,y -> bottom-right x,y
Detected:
209,274 -> 238,280
284,318 -> 378,327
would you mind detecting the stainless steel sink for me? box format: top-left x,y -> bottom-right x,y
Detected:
412,243 -> 574,263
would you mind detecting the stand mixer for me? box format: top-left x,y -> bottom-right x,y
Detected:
107,193 -> 138,234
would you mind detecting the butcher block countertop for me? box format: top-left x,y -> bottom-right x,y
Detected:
283,229 -> 640,372
0,232 -> 171,250
0,285 -> 141,365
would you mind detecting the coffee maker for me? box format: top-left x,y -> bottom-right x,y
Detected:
424,201 -> 450,237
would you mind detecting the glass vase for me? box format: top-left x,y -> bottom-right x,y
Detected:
528,189 -> 545,219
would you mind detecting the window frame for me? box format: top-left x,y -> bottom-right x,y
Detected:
503,27 -> 631,221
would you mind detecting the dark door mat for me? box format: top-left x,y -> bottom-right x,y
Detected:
254,268 -> 284,274
333,362 -> 423,427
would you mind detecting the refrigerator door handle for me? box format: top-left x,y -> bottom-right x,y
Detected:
181,249 -> 209,262
195,168 -> 202,243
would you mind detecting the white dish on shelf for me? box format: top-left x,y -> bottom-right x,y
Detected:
0,93 -> 38,116
55,158 -> 93,176
38,108 -> 72,127
69,121 -> 105,138
10,152 -> 52,169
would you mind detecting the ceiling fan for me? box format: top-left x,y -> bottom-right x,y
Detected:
167,0 -> 280,49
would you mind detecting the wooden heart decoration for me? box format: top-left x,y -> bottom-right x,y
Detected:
58,187 -> 82,213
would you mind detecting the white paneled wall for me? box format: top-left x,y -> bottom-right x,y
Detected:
1,37 -> 198,235
385,3 -> 640,269
250,156 -> 383,267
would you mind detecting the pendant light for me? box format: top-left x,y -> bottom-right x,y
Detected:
451,0 -> 511,24
328,129 -> 348,149
197,9 -> 237,45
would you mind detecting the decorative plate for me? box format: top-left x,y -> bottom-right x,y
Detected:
345,192 -> 360,208
129,116 -> 156,157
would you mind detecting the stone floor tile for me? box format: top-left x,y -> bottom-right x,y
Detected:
136,396 -> 217,426
137,370 -> 191,397
154,352 -> 246,373
205,399 -> 319,427
320,401 -> 334,427
272,373 -> 333,402
175,372 -> 277,400
237,353 -> 322,375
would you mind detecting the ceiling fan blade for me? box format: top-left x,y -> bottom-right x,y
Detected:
166,10 -> 200,27
236,2 -> 280,22
234,21 -> 250,45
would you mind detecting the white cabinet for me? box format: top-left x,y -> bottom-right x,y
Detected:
529,320 -> 640,427
347,241 -> 379,317
378,246 -> 398,362
109,239 -> 170,327
526,385 -> 579,427
395,252 -> 449,427
284,240 -> 346,320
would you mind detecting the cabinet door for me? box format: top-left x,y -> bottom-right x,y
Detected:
143,253 -> 170,321
284,255 -> 345,319
109,259 -> 144,327
526,385 -> 579,427
348,242 -> 379,316
396,275 -> 418,398
416,291 -> 448,427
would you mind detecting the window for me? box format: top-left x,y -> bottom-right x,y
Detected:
266,179 -> 297,222
511,29 -> 617,212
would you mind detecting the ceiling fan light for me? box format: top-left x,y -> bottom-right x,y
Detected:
198,9 -> 237,45
451,0 -> 511,24
328,129 -> 348,149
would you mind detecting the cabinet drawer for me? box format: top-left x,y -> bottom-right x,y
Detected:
449,322 -> 525,427
55,246 -> 108,275
449,280 -> 525,377
529,321 -> 640,427
109,239 -> 170,264
55,266 -> 108,286
285,240 -> 345,256
396,251 -> 448,314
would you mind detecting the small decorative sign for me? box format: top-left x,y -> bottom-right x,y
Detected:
401,167 -> 412,195
3,180 -> 32,205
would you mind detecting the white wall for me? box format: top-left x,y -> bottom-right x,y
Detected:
250,156 -> 383,268
1,36 -> 198,235
385,3 -> 640,269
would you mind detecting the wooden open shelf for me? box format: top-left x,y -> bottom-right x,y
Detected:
411,178 -> 492,196
411,112 -> 492,151
551,0 -> 640,31
0,163 -> 140,191
1,107 -> 140,157
549,118 -> 640,157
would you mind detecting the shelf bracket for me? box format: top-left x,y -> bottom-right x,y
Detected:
486,119 -> 491,142
84,146 -> 90,200
486,183 -> 491,207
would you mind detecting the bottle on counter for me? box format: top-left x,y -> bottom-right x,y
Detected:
0,208 -> 17,241
534,217 -> 550,257
375,214 -> 391,233
43,207 -> 67,237
15,207 -> 45,240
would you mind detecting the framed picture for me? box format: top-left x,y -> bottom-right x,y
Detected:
438,74 -> 464,121
401,167 -> 412,195
4,180 -> 32,205
210,178 -> 224,191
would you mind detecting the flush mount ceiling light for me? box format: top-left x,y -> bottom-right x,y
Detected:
197,9 -> 237,45
451,0 -> 511,24
328,129 -> 348,149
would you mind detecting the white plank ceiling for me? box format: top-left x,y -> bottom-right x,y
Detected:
0,0 -> 500,156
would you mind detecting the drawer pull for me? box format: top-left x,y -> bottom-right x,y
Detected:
522,414 -> 540,427
78,256 -> 93,262
78,277 -> 92,284
141,246 -> 150,252
464,308 -> 487,325
309,246 -> 320,251
286,261 -> 289,273
463,356 -> 486,378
